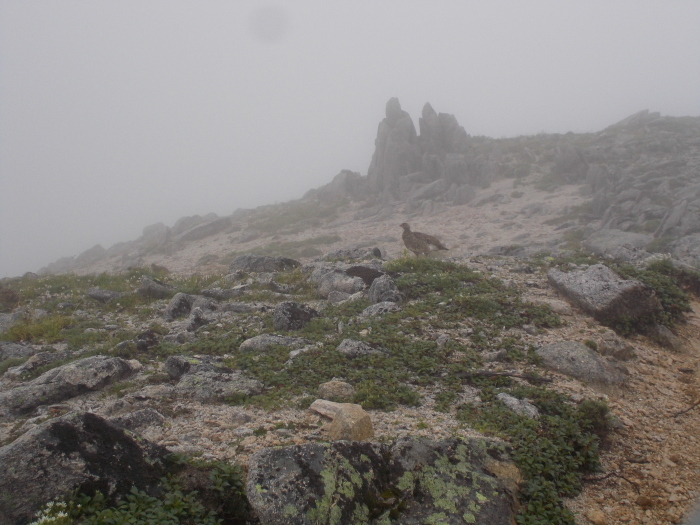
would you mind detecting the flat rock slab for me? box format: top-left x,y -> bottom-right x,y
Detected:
246,437 -> 519,525
0,412 -> 168,525
229,254 -> 300,273
547,264 -> 660,326
536,341 -> 628,385
0,356 -> 142,416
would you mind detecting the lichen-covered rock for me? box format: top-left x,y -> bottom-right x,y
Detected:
239,334 -> 310,352
246,437 -> 519,525
108,408 -> 166,431
547,264 -> 661,326
174,368 -> 263,402
318,380 -> 355,401
336,338 -> 385,358
367,274 -> 403,304
316,270 -> 366,299
272,302 -> 319,331
536,341 -> 628,385
359,301 -> 401,317
0,412 -> 168,525
496,393 -> 539,419
137,276 -> 175,299
0,356 -> 142,416
229,254 -> 300,273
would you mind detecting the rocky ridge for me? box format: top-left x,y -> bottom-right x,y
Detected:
1,101 -> 700,524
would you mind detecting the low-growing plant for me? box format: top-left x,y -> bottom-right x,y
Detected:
457,387 -> 608,525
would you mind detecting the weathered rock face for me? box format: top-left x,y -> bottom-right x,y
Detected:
547,264 -> 661,327
367,274 -> 403,304
246,437 -> 519,525
536,341 -> 628,385
367,97 -> 421,195
229,254 -> 300,273
272,302 -> 319,331
0,412 -> 169,525
0,356 -> 142,417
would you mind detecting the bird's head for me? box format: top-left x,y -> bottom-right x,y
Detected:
399,223 -> 411,231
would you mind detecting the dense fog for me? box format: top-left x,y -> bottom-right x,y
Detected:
1,1 -> 699,277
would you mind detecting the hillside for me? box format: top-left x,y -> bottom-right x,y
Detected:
1,101 -> 700,524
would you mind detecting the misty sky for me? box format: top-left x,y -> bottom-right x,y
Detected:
1,1 -> 699,277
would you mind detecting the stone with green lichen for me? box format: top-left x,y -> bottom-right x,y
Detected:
245,436 -> 519,525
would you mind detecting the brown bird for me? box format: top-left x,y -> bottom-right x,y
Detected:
400,223 -> 448,257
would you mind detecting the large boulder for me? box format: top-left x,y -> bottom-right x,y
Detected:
0,412 -> 168,525
536,341 -> 628,385
246,437 -> 519,525
229,254 -> 300,273
272,302 -> 319,331
547,264 -> 661,326
0,356 -> 142,417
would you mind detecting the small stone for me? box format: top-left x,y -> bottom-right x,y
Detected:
318,380 -> 355,402
327,403 -> 374,441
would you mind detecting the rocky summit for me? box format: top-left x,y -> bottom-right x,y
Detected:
2,101 -> 700,524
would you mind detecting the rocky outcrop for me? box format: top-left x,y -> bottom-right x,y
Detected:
0,412 -> 169,525
246,437 -> 519,525
547,264 -> 661,327
367,97 -> 421,196
536,341 -> 628,385
0,356 -> 142,417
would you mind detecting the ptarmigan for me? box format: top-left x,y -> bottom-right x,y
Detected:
400,223 -> 448,257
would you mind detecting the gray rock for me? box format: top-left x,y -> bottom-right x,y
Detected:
239,334 -> 310,352
0,412 -> 168,525
135,329 -> 159,351
316,269 -> 366,299
185,307 -> 209,332
246,437 -> 519,525
547,264 -> 661,327
552,143 -> 588,181
163,292 -> 194,320
228,254 -> 300,273
174,369 -> 263,402
536,341 -> 628,385
367,274 -> 403,304
201,286 -> 247,300
108,408 -> 166,431
3,351 -> 68,380
496,393 -> 539,419
0,341 -> 37,360
359,301 -> 401,317
648,324 -> 684,352
327,290 -> 351,303
671,233 -> 700,267
367,98 -> 422,196
0,356 -> 142,416
137,276 -> 175,299
596,331 -> 637,360
336,339 -> 385,358
86,287 -> 125,303
164,355 -> 192,379
272,301 -> 319,331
